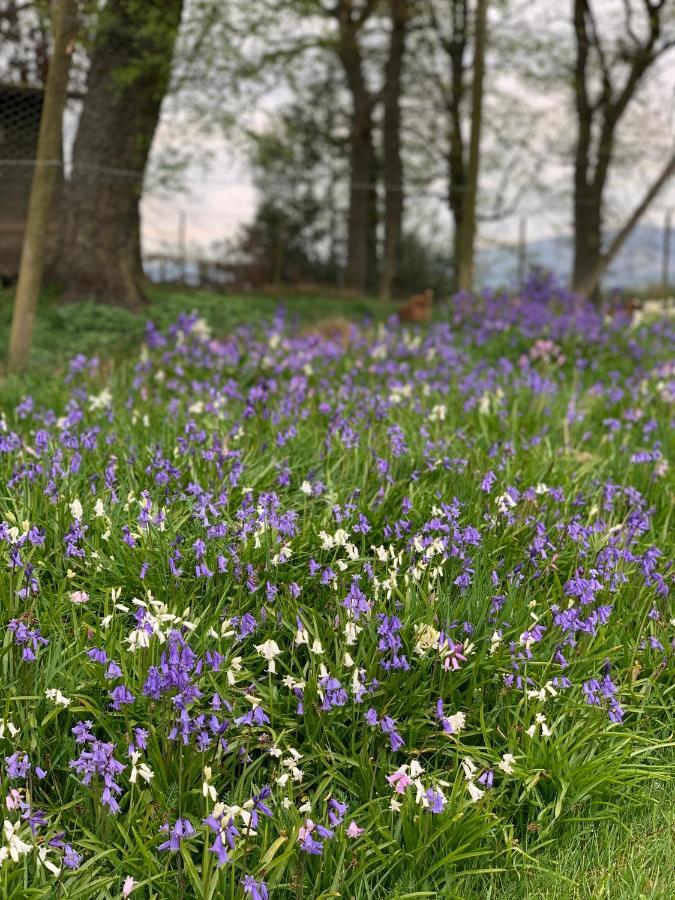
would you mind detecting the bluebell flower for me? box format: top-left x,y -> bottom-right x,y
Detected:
241,875 -> 269,899
158,817 -> 195,852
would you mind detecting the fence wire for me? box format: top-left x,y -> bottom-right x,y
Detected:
2,154 -> 673,292
2,2 -> 675,296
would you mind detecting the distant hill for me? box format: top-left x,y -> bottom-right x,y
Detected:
477,223 -> 670,291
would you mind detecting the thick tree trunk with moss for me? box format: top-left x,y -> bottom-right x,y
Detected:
344,92 -> 378,292
51,0 -> 183,309
572,187 -> 603,296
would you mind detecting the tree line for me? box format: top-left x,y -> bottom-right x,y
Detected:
3,0 -> 675,369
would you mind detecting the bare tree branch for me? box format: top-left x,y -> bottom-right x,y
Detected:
580,147 -> 675,297
584,1 -> 613,108
621,0 -> 640,46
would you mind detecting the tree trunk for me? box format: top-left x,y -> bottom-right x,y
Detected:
457,0 -> 487,293
8,0 -> 78,373
446,0 -> 468,291
578,148 -> 675,299
365,143 -> 378,292
449,139 -> 466,289
572,188 -> 602,296
380,0 -> 408,301
51,0 -> 183,309
571,0 -> 602,298
344,99 -> 377,292
337,4 -> 378,294
570,0 -> 671,300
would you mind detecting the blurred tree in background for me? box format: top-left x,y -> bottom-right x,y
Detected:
235,90 -> 342,287
571,0 -> 675,298
2,0 -> 675,341
50,0 -> 184,309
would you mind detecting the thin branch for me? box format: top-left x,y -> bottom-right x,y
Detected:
356,0 -> 381,27
425,0 -> 452,57
584,1 -> 613,107
621,0 -> 640,46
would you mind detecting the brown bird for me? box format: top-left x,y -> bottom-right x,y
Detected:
398,289 -> 433,323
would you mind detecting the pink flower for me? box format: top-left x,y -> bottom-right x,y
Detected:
386,768 -> 411,794
122,876 -> 136,898
442,641 -> 467,671
70,590 -> 89,604
346,820 -> 364,838
297,820 -> 315,841
5,789 -> 22,810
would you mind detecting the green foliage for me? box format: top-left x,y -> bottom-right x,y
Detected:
396,232 -> 454,297
0,291 -> 673,898
234,78 -> 346,287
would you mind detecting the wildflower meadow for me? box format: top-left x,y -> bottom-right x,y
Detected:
0,283 -> 673,899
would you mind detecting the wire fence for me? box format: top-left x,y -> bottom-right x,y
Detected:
3,0 -> 675,300
2,76 -> 675,294
2,153 -> 674,296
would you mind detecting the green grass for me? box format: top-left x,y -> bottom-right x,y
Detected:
456,781 -> 675,899
0,287 -> 673,898
0,282 -> 392,376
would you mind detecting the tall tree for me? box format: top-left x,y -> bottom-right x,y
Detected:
8,0 -> 78,373
238,87 -> 341,287
213,0 -> 389,294
572,0 -> 675,297
456,0 -> 486,291
52,0 -> 184,308
380,0 -> 411,299
423,0 -> 491,291
332,0 -> 380,293
443,0 -> 469,288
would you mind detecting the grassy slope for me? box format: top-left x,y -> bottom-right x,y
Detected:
0,285 -> 673,898
0,284 -> 392,376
